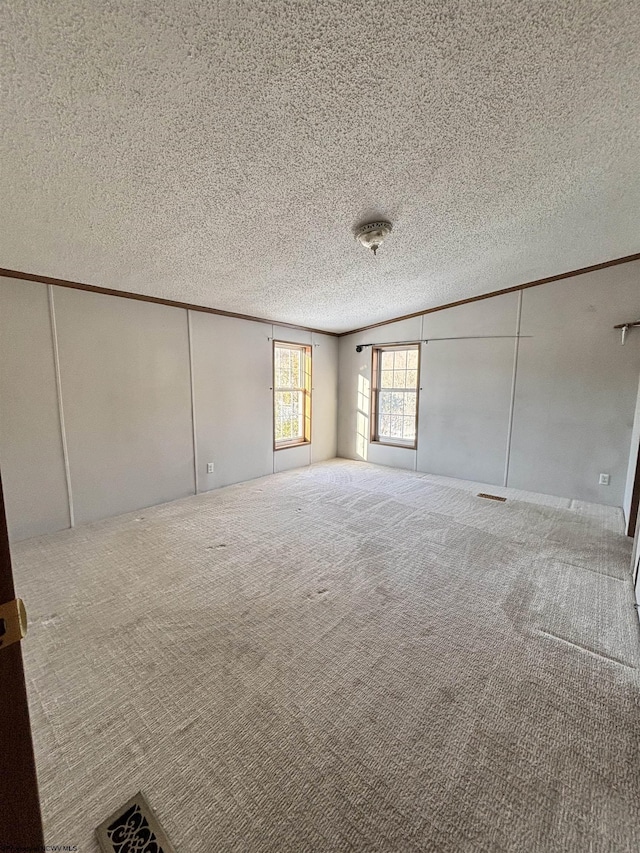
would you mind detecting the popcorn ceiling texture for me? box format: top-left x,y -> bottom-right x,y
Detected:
1,1 -> 639,332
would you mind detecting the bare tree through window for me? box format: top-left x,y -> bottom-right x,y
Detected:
273,342 -> 311,448
371,345 -> 420,448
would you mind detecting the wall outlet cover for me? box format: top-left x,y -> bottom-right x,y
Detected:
599,473 -> 610,485
207,462 -> 214,474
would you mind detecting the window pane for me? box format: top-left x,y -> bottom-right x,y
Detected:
394,350 -> 407,369
381,352 -> 394,370
380,391 -> 405,416
374,347 -> 419,447
277,348 -> 291,387
406,369 -> 418,388
380,370 -> 394,389
278,348 -> 289,369
290,350 -> 301,384
393,370 -> 407,389
389,416 -> 404,438
274,343 -> 310,446
390,391 -> 405,414
379,392 -> 392,414
275,389 -> 303,442
402,417 -> 416,440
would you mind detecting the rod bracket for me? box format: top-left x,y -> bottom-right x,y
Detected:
613,321 -> 640,345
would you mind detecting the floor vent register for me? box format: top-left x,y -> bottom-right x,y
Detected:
96,791 -> 177,853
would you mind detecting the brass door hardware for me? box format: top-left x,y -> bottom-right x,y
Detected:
0,599 -> 27,650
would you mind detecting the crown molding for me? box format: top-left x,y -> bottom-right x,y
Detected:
338,252 -> 640,336
0,267 -> 339,337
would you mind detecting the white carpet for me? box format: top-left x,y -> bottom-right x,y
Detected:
12,460 -> 640,852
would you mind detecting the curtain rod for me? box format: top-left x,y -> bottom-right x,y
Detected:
354,335 -> 531,352
613,322 -> 640,345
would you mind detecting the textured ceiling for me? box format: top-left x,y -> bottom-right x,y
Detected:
1,1 -> 639,333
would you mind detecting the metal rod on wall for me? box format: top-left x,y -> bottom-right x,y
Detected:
355,340 -> 418,353
354,335 -> 531,352
423,335 -> 532,343
614,322 -> 640,345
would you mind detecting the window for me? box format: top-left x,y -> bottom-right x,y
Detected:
371,345 -> 420,448
273,341 -> 312,449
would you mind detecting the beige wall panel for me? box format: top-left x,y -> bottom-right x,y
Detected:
53,287 -> 195,524
417,293 -> 519,485
311,333 -> 338,463
190,312 -> 273,491
0,278 -> 70,540
509,264 -> 640,505
274,444 -> 312,473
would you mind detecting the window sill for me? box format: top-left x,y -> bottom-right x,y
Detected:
274,440 -> 312,451
370,440 -> 417,451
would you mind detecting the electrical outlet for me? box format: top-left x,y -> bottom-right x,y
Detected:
598,473 -> 610,486
206,462 -> 215,474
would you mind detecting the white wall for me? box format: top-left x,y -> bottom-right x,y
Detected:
53,287 -> 196,525
0,280 -> 70,540
623,374 -> 640,527
190,316 -> 338,486
508,266 -> 640,505
190,312 -> 273,491
3,260 -> 637,539
419,293 -> 519,485
309,331 -> 339,465
0,278 -> 338,541
338,261 -> 640,508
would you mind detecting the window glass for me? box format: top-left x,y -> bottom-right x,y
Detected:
274,343 -> 311,448
372,345 -> 420,447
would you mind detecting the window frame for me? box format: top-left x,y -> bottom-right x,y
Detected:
370,343 -> 421,450
272,340 -> 312,451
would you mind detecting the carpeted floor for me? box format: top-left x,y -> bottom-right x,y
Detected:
12,459 -> 640,852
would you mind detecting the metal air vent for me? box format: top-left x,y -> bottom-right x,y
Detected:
96,792 -> 176,853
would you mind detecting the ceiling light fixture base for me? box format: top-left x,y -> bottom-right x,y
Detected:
355,221 -> 393,256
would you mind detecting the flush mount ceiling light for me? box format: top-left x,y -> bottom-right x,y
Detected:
355,220 -> 392,256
